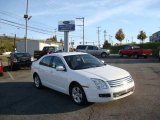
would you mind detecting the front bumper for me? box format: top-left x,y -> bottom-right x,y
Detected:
84,81 -> 135,102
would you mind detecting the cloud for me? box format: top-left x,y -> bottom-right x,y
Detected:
85,0 -> 160,26
30,0 -> 160,26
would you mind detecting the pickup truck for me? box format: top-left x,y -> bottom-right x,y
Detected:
34,46 -> 58,59
119,45 -> 152,58
76,45 -> 110,58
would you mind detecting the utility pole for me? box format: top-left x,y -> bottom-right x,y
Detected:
132,36 -> 133,43
24,0 -> 31,53
97,27 -> 101,48
14,34 -> 16,52
76,17 -> 84,45
104,30 -> 107,43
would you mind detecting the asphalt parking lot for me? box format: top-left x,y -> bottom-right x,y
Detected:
0,55 -> 160,120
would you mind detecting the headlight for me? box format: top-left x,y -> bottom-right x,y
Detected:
91,78 -> 109,90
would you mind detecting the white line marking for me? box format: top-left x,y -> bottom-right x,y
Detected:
7,72 -> 15,80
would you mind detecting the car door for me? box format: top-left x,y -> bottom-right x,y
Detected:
87,46 -> 94,55
48,56 -> 69,94
38,56 -> 53,86
92,46 -> 99,56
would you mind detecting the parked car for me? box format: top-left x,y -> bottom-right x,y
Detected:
119,45 -> 152,58
31,52 -> 135,105
76,45 -> 110,58
10,52 -> 32,70
0,59 -> 3,76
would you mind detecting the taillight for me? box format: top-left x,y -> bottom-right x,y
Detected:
13,58 -> 17,63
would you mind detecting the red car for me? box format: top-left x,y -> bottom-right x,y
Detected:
0,60 -> 3,76
119,45 -> 152,58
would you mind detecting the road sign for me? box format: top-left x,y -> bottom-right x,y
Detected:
58,20 -> 75,32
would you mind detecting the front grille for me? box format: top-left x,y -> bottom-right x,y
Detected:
107,76 -> 133,87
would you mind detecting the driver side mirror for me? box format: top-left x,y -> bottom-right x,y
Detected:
56,66 -> 66,71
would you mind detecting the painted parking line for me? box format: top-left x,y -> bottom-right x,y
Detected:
7,72 -> 15,80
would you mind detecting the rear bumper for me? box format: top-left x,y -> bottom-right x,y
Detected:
12,61 -> 32,67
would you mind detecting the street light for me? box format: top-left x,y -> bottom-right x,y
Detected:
76,17 -> 84,45
97,27 -> 101,48
24,0 -> 31,53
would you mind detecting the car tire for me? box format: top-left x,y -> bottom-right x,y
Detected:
101,52 -> 107,58
135,54 -> 139,59
144,56 -> 148,59
34,74 -> 42,89
0,73 -> 3,76
70,83 -> 88,105
119,53 -> 123,57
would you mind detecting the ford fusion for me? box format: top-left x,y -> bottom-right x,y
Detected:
31,52 -> 135,105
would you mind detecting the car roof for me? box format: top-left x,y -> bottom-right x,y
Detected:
47,52 -> 87,57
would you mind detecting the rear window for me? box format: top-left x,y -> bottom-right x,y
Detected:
76,45 -> 87,50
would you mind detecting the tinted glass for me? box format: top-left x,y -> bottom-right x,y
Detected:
76,45 -> 86,49
52,56 -> 64,68
93,46 -> 98,50
40,56 -> 52,67
64,54 -> 104,70
87,46 -> 93,50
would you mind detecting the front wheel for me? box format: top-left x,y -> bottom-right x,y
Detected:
34,74 -> 42,89
70,84 -> 87,105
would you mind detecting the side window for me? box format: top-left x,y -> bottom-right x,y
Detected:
124,46 -> 130,50
93,46 -> 98,50
52,56 -> 64,68
88,46 -> 93,50
77,45 -> 86,50
39,56 -> 52,67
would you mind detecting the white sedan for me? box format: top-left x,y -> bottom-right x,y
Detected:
31,52 -> 135,105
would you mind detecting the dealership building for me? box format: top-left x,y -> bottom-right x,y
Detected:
149,31 -> 160,42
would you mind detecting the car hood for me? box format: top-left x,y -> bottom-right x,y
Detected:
77,65 -> 130,81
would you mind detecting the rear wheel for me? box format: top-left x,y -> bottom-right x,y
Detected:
70,83 -> 87,105
34,74 -> 42,89
135,54 -> 139,59
101,52 -> 108,58
119,53 -> 123,57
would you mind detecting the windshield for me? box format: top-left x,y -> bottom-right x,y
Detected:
64,54 -> 105,70
15,53 -> 30,58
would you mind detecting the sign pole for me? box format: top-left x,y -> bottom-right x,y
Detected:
64,31 -> 69,52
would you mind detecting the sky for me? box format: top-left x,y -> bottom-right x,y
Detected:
0,0 -> 160,47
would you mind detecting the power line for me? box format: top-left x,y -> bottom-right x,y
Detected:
0,21 -> 52,35
0,18 -> 54,33
0,9 -> 56,31
0,21 -> 81,38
